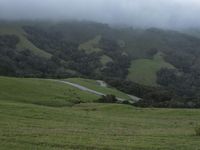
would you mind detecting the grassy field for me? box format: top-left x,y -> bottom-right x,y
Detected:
1,101 -> 200,150
128,53 -> 174,86
0,77 -> 99,107
1,76 -> 200,150
66,78 -> 132,100
0,24 -> 51,58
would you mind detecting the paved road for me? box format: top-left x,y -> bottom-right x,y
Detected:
50,79 -> 141,102
127,94 -> 141,102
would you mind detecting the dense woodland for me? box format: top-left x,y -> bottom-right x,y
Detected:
1,21 -> 200,108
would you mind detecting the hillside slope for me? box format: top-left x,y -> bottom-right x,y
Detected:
0,23 -> 51,58
66,78 -> 135,101
0,76 -> 135,106
128,53 -> 175,86
1,21 -> 200,105
0,77 -> 99,106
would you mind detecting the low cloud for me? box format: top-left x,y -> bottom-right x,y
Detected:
0,0 -> 200,28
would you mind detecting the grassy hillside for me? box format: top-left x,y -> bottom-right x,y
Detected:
0,77 -> 200,149
0,23 -> 51,58
1,100 -> 200,149
1,21 -> 200,105
79,36 -> 113,67
66,78 -> 132,100
100,55 -> 113,65
79,35 -> 102,53
0,77 -> 99,107
128,53 -> 175,86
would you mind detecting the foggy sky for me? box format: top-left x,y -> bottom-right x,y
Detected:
0,0 -> 200,29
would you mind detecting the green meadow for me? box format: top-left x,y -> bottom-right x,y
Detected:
128,53 -> 175,86
0,76 -> 200,150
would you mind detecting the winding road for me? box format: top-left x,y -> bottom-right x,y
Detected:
50,79 -> 141,102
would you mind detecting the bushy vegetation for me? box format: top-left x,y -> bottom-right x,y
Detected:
23,25 -> 131,79
105,78 -> 200,108
99,37 -> 131,78
23,25 -> 103,77
157,68 -> 200,99
0,34 -> 19,48
97,94 -> 118,103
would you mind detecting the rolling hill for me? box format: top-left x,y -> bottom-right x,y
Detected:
0,21 -> 188,83
1,21 -> 200,149
1,21 -> 200,106
0,76 -> 99,106
0,23 -> 51,58
0,76 -> 200,149
0,76 -> 135,105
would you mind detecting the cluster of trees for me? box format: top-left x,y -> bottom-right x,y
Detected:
155,68 -> 200,107
97,95 -> 118,103
23,25 -> 103,77
150,32 -> 200,107
0,35 -> 76,77
23,22 -> 110,51
105,78 -> 200,108
23,25 -> 131,79
0,35 -> 19,48
99,37 -> 131,78
0,49 -> 75,78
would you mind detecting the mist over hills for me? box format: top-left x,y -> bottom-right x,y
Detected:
1,0 -> 200,29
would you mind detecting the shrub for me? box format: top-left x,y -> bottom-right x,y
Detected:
195,126 -> 200,136
121,100 -> 132,105
97,94 -> 118,103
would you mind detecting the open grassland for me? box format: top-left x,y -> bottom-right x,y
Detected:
0,76 -> 200,150
0,77 -> 99,107
66,78 -> 132,100
0,102 -> 200,150
128,53 -> 174,86
0,24 -> 51,58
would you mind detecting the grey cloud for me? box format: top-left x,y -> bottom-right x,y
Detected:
0,0 -> 200,29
